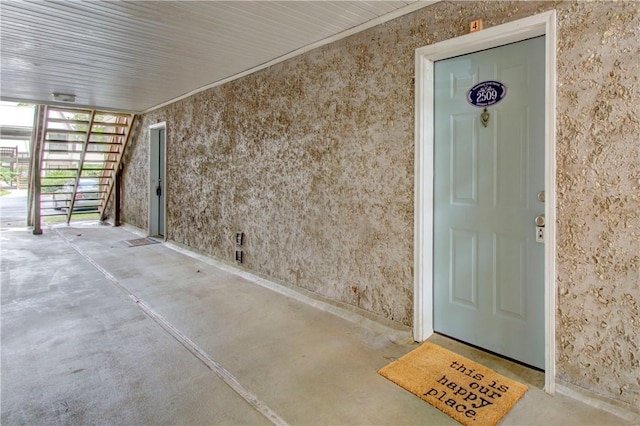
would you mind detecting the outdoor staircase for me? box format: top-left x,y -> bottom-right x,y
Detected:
30,106 -> 136,227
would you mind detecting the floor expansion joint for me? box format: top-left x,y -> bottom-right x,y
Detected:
53,228 -> 289,426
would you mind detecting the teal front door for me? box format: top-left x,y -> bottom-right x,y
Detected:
433,36 -> 546,369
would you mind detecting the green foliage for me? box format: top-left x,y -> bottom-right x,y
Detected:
82,165 -> 105,177
0,167 -> 19,185
69,112 -> 108,135
43,212 -> 99,223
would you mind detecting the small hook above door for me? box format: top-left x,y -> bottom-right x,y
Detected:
481,108 -> 490,127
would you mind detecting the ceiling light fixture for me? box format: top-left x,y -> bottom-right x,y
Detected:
51,93 -> 76,103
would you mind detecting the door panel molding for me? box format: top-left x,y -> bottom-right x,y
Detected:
413,10 -> 556,392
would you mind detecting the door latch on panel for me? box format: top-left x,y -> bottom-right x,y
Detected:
535,214 -> 545,243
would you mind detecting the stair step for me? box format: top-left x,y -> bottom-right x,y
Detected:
44,149 -> 83,153
96,112 -> 133,119
44,139 -> 84,145
42,162 -> 80,165
41,210 -> 100,217
68,204 -> 101,209
86,150 -> 121,155
91,132 -> 126,137
46,118 -> 91,125
93,120 -> 129,125
45,129 -> 87,135
87,141 -> 122,146
72,196 -> 104,201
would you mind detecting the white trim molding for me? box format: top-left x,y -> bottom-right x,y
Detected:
413,10 -> 557,393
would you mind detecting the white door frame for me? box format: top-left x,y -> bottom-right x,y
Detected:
413,11 -> 557,393
148,121 -> 167,239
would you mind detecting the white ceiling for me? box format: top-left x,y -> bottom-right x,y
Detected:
0,1 -> 435,113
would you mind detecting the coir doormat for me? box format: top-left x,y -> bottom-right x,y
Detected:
123,237 -> 159,247
379,342 -> 527,426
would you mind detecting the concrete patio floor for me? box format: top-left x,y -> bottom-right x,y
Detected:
1,219 -> 635,425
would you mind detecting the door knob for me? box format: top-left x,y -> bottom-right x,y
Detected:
535,214 -> 545,227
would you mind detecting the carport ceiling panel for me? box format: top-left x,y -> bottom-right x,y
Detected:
0,1 -> 421,112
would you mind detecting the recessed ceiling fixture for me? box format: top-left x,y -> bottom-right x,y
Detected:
51,93 -> 76,102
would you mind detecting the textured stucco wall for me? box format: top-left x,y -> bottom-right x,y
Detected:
121,1 -> 639,408
554,1 -> 639,408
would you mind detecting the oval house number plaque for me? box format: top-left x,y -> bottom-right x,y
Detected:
467,80 -> 507,107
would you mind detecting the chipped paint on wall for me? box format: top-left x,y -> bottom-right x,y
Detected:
121,1 -> 639,407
